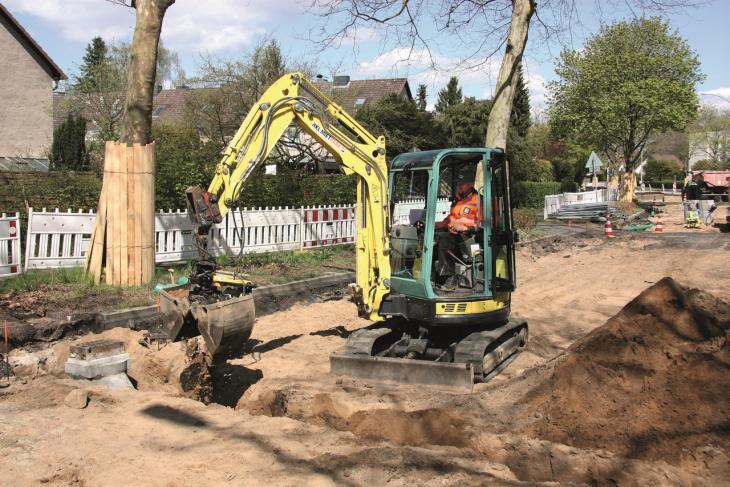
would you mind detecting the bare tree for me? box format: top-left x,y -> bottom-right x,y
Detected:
307,0 -> 702,153
108,0 -> 176,145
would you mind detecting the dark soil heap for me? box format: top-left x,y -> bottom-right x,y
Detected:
526,277 -> 730,461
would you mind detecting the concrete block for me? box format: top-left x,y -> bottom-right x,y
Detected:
65,353 -> 130,379
97,305 -> 159,331
253,272 -> 355,299
70,339 -> 125,360
95,373 -> 135,390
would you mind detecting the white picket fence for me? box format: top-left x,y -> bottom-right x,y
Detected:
21,204 -> 356,271
543,189 -> 619,219
0,212 -> 22,277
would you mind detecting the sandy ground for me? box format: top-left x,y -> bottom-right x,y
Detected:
1,228 -> 729,486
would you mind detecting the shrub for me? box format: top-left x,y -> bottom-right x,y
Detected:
560,178 -> 579,192
511,181 -> 561,208
692,159 -> 728,171
513,207 -> 537,231
512,156 -> 553,182
644,159 -> 683,181
153,123 -> 219,210
301,174 -> 356,206
49,113 -> 89,171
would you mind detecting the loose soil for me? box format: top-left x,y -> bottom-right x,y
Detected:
2,230 -> 729,486
525,277 -> 730,461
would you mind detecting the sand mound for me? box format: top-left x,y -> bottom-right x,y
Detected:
526,277 -> 730,462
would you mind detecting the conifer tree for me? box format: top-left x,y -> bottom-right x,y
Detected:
75,37 -> 108,93
435,77 -> 463,113
416,84 -> 427,111
50,113 -> 89,171
510,66 -> 531,137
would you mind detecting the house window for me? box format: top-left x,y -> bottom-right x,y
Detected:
152,105 -> 166,117
354,98 -> 367,107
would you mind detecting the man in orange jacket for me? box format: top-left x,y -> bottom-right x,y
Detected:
434,180 -> 481,290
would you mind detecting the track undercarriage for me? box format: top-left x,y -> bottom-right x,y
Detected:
330,319 -> 528,390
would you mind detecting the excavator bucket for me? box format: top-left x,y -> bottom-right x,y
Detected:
159,285 -> 255,360
192,293 -> 255,360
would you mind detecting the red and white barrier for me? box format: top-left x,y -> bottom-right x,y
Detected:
0,213 -> 22,277
302,205 -> 356,248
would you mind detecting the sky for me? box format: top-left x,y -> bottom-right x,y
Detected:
5,0 -> 729,115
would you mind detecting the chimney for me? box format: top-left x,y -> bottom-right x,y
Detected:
333,75 -> 350,87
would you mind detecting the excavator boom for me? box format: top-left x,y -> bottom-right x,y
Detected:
162,73 -> 394,359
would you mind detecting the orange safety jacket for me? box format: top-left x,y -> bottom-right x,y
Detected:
445,191 -> 482,234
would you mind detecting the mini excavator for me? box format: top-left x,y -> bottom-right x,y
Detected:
161,72 -> 527,388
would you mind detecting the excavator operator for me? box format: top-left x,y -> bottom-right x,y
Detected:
434,179 -> 482,290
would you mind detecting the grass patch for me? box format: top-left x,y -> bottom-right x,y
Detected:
0,267 -> 155,314
217,245 -> 355,286
0,246 -> 356,312
0,267 -> 91,293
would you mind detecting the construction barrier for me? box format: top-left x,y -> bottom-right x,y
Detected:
544,189 -> 619,219
0,213 -> 21,277
25,208 -> 95,271
302,206 -> 356,248
21,204 -> 357,270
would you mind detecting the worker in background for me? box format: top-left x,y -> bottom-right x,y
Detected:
434,180 -> 481,290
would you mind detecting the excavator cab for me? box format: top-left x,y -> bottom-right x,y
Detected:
331,148 -> 527,390
385,148 -> 516,324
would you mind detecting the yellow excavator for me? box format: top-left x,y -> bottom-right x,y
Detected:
161,72 -> 527,389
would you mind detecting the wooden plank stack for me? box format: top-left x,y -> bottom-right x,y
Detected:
86,141 -> 155,286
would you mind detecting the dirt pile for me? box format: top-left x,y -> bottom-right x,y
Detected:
526,277 -> 730,463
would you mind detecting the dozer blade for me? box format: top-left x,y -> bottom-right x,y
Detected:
330,354 -> 475,391
192,293 -> 255,360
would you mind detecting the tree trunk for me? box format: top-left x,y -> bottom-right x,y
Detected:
620,171 -> 636,202
119,0 -> 175,145
485,0 -> 536,149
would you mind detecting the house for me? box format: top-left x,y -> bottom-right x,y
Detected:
0,3 -> 65,171
312,75 -> 413,113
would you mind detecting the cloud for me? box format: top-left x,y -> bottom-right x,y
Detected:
700,88 -> 730,110
3,0 -> 297,54
4,0 -> 134,42
354,47 -> 548,114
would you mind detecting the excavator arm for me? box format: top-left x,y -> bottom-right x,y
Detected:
186,73 -> 392,321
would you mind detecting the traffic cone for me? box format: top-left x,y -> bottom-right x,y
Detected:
604,218 -> 615,238
655,214 -> 663,232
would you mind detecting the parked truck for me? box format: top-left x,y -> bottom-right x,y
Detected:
687,170 -> 730,202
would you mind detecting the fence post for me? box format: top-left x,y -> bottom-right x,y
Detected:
299,206 -> 306,250
24,207 -> 33,272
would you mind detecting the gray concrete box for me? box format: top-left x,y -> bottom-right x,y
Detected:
65,353 -> 130,379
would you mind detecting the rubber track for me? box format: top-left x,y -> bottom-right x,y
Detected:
453,319 -> 527,381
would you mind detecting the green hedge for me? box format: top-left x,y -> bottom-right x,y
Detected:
512,181 -> 561,208
559,179 -> 579,192
0,171 -> 102,215
301,174 -> 356,206
236,172 -> 356,208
